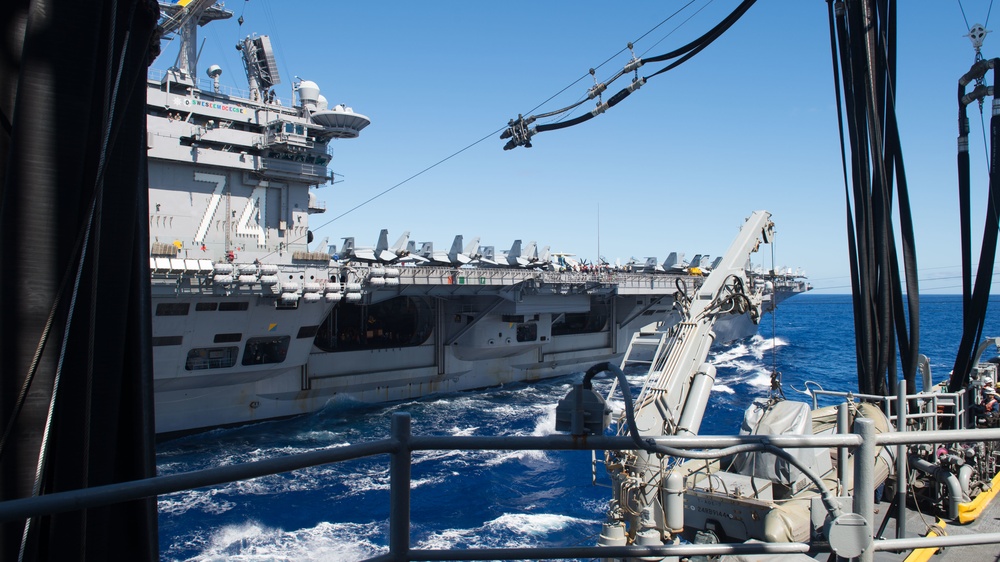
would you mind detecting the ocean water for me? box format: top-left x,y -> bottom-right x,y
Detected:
156,294 -> 1000,561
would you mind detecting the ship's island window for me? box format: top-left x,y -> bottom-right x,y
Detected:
314,296 -> 433,352
195,302 -> 218,311
501,314 -> 525,323
516,323 -> 537,342
219,302 -> 249,311
214,333 -> 242,343
152,336 -> 183,347
156,302 -> 190,316
242,336 -> 291,365
551,298 -> 610,336
297,325 -> 319,339
185,346 -> 238,370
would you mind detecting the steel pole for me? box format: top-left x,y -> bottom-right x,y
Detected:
854,418 -> 876,562
896,380 -> 907,539
838,402 -> 849,493
390,413 -> 412,561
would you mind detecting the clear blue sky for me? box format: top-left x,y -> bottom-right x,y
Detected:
157,1 -> 1000,293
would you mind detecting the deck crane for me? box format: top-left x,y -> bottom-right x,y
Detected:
596,210 -> 775,548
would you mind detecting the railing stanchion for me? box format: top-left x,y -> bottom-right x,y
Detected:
896,379 -> 908,539
837,402 -> 849,493
390,413 -> 412,561
854,418 -> 876,562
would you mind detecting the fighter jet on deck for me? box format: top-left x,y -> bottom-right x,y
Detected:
340,230 -> 413,263
499,240 -> 530,267
427,236 -> 482,266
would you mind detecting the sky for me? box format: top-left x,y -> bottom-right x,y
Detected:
156,0 -> 1000,293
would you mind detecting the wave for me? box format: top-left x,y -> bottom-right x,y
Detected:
712,383 -> 736,394
712,334 -> 786,362
417,512 -> 592,551
161,520 -> 388,562
158,488 -> 235,517
165,512 -> 592,561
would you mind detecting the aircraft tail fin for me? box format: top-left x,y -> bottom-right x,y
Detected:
375,229 -> 389,253
507,240 -> 522,259
523,241 -> 537,260
341,237 -> 356,256
448,235 -> 464,257
463,236 -> 480,257
391,231 -> 410,252
664,252 -> 681,268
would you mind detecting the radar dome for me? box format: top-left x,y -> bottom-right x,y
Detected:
317,94 -> 329,111
297,80 -> 320,107
207,64 -> 222,79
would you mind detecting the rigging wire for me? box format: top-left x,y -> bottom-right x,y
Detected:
308,126 -> 507,235
959,0 -> 972,30
257,1 -> 728,256
545,0 -> 713,127
523,0 -> 704,129
240,2 -> 766,261
502,0 -> 757,149
633,0 -> 716,60
250,1 -> 717,258
956,0 -> 995,29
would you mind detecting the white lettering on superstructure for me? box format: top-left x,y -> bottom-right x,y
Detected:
194,172 -> 226,244
236,186 -> 268,246
179,98 -> 248,115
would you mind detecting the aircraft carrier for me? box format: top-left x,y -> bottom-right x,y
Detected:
147,2 -> 806,436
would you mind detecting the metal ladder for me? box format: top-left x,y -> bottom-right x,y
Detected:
619,328 -> 670,379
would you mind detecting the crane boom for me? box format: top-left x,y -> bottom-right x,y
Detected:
606,210 -> 775,542
632,210 -> 773,438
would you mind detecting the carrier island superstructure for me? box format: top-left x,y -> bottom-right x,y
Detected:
146,1 -> 805,435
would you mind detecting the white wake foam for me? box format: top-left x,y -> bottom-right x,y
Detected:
418,512 -> 590,550
712,383 -> 735,394
165,520 -> 388,561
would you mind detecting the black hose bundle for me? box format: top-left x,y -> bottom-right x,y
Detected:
827,0 -> 920,397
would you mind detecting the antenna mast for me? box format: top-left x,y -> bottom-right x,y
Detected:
157,0 -> 232,81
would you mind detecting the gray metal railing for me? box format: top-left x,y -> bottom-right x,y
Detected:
811,388 -> 971,431
2,413 -> 1000,561
147,68 -> 295,107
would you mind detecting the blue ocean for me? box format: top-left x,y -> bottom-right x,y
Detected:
155,293 -> 1000,560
